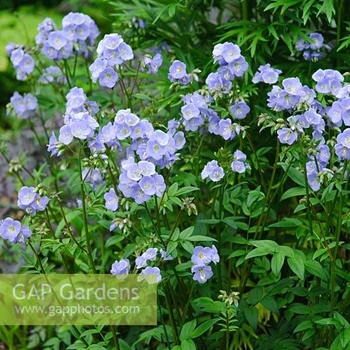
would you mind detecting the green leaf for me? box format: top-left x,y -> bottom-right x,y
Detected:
244,306 -> 259,330
334,311 -> 350,328
181,241 -> 194,254
246,247 -> 272,259
191,318 -> 219,338
188,235 -> 217,242
228,249 -> 247,259
289,303 -> 310,314
67,342 -> 87,350
247,286 -> 264,305
302,329 -> 315,342
313,248 -> 327,260
179,226 -> 194,239
222,217 -> 238,229
250,240 -> 279,250
284,166 -> 306,187
133,93 -> 151,100
305,260 -> 329,281
261,296 -> 280,315
167,182 -> 179,197
192,297 -> 225,314
294,319 -> 313,333
287,252 -> 305,280
268,218 -> 303,228
317,0 -> 335,23
340,328 -> 350,348
271,251 -> 285,276
247,190 -> 265,208
175,186 -> 199,197
198,219 -> 221,224
315,318 -> 341,327
180,319 -> 197,341
180,339 -> 196,350
105,234 -> 124,248
279,245 -> 294,257
281,187 -> 306,201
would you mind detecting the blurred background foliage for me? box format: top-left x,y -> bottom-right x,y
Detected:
0,0 -> 114,128
1,0 -> 350,129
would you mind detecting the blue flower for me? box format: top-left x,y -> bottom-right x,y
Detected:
201,160 -> 225,182
230,101 -> 250,120
277,128 -> 298,145
17,186 -> 49,215
138,266 -> 162,284
143,53 -> 162,74
111,259 -> 130,275
98,67 -> 118,88
90,33 -> 133,88
104,188 -> 119,211
191,246 -> 213,265
0,218 -> 32,243
213,42 -> 241,64
8,92 -> 37,119
191,265 -> 213,284
252,63 -> 282,84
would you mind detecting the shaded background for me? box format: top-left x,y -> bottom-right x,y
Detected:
0,0 -> 113,127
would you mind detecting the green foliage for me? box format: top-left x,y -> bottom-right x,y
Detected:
1,0 -> 350,349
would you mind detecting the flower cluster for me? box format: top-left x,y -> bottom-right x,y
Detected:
335,129 -> 350,160
294,32 -> 331,61
56,87 -> 99,147
231,150 -> 249,173
180,92 -> 213,132
168,60 -> 191,85
0,218 -> 32,243
17,186 -> 49,215
142,53 -> 163,74
267,77 -> 316,112
201,150 -> 249,182
111,248 -> 171,283
201,160 -> 224,182
7,92 -> 37,119
7,44 -> 35,81
82,168 -> 105,190
206,42 -> 248,95
38,66 -> 67,85
110,258 -> 131,275
89,33 -> 133,88
312,69 -> 344,97
252,63 -> 282,85
118,157 -> 166,204
191,245 -> 219,284
263,65 -> 350,191
36,12 -> 99,60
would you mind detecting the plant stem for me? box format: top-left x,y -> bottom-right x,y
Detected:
78,145 -> 97,273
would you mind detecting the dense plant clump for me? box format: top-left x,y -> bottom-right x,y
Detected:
1,0 -> 350,349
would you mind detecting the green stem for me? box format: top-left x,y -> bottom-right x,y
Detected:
241,0 -> 248,20
110,325 -> 120,350
299,142 -> 314,246
28,240 -> 46,274
165,208 -> 183,246
180,281 -> 195,325
164,284 -> 180,344
78,145 -> 97,273
330,160 -> 348,316
225,311 -> 230,350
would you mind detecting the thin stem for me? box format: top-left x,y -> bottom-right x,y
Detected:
77,145 -> 97,273
28,240 -> 46,274
109,325 -> 120,350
